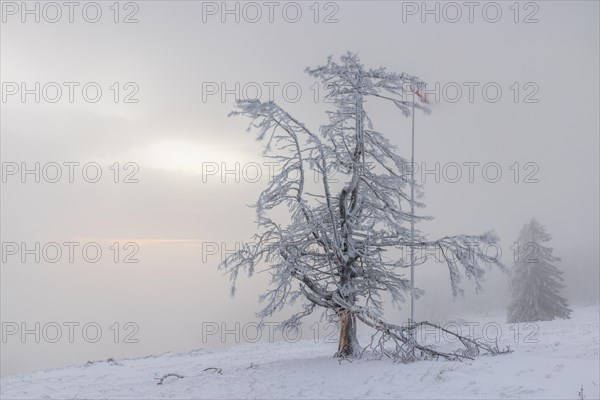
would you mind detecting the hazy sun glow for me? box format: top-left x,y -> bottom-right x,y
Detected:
138,140 -> 250,175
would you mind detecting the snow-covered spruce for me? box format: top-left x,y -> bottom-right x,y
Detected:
507,218 -> 571,323
220,53 -> 507,361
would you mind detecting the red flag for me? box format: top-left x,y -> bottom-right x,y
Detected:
410,85 -> 430,104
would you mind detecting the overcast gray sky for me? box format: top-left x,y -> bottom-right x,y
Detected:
1,0 -> 598,376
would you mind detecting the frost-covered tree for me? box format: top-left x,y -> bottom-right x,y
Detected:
507,218 -> 571,323
221,53 -> 506,361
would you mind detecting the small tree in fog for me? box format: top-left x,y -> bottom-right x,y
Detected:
507,218 -> 571,323
221,53 -> 507,361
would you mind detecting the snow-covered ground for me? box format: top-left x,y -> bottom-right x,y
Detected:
1,304 -> 598,399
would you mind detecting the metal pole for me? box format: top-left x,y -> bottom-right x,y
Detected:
410,92 -> 416,325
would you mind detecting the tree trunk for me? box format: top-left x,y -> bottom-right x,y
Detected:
335,309 -> 360,358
